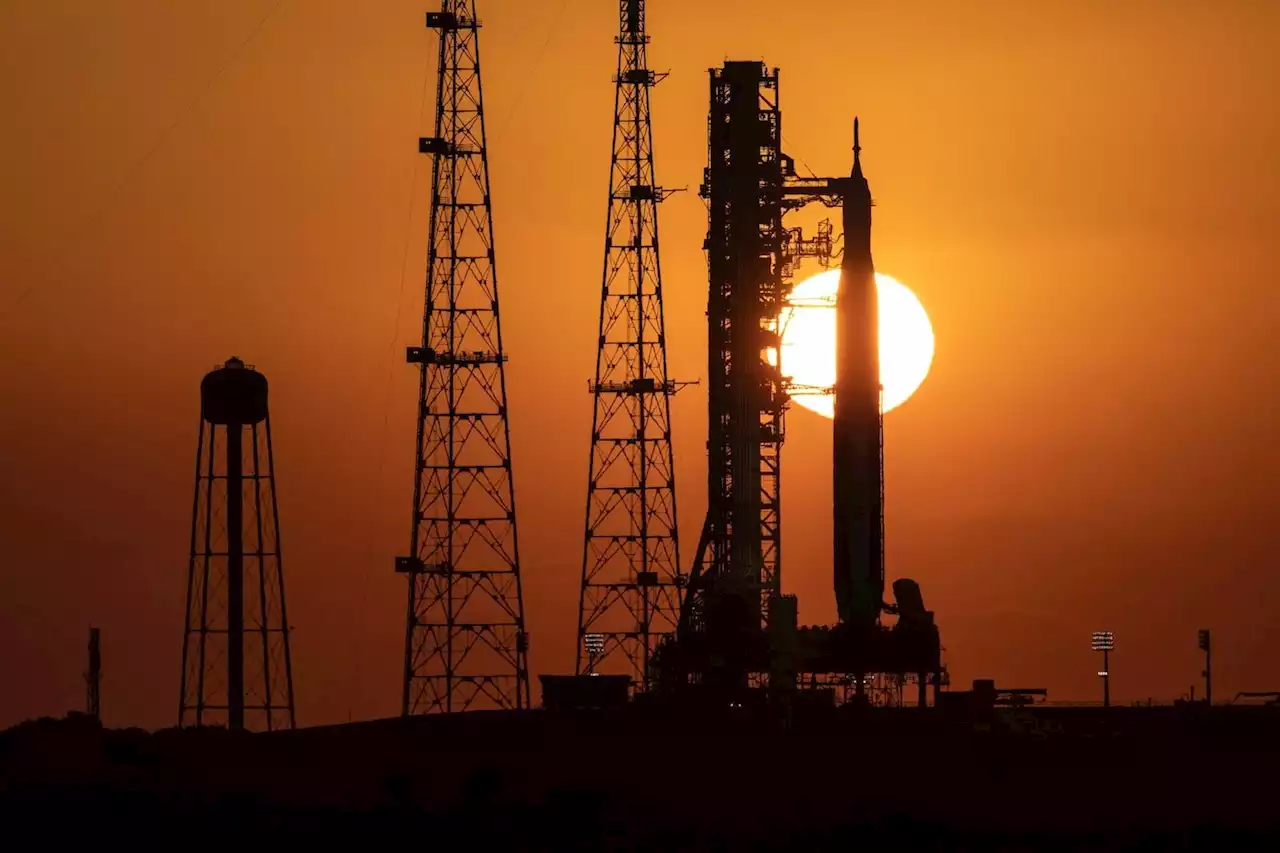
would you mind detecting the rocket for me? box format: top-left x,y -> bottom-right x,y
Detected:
832,117 -> 884,630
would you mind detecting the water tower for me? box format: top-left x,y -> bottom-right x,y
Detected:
179,357 -> 295,730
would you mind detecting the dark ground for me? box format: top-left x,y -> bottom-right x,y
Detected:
2,702 -> 1277,850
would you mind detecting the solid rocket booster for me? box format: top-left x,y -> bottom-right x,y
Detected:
832,117 -> 884,630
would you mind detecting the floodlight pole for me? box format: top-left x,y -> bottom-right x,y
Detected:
583,633 -> 605,676
1102,648 -> 1110,708
1092,631 -> 1114,708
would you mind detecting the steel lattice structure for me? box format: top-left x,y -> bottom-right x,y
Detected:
651,63 -> 941,702
396,0 -> 530,714
575,0 -> 684,691
682,64 -> 787,650
180,358 -> 295,731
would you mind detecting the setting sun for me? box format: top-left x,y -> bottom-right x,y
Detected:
779,270 -> 935,418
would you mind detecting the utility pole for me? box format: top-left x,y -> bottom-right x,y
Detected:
1092,630 -> 1114,707
575,0 -> 686,692
86,628 -> 101,721
396,0 -> 530,714
1199,628 -> 1212,705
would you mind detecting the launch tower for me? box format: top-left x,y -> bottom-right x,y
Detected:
396,0 -> 531,714
179,357 -> 296,731
659,63 -> 941,704
675,62 -> 789,688
574,0 -> 685,691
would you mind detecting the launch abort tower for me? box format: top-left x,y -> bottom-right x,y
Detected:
180,357 -> 296,731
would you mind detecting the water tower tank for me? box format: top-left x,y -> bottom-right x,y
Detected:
200,356 -> 268,426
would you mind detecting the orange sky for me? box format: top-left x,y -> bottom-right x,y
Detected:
1,0 -> 1277,730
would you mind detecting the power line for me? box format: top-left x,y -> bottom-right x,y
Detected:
356,31 -> 436,702
490,0 -> 574,143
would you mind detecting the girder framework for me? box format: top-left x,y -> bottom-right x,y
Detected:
683,63 -> 787,644
576,0 -> 684,691
653,63 -> 941,703
397,0 -> 529,714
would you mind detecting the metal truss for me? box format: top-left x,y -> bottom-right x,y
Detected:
397,0 -> 529,714
575,0 -> 686,692
683,62 -> 787,643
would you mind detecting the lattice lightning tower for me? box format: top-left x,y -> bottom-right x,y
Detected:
396,0 -> 530,714
575,0 -> 684,690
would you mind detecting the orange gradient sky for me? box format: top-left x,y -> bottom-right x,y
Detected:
1,0 -> 1277,729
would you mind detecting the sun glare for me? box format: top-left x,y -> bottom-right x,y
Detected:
779,270 -> 935,418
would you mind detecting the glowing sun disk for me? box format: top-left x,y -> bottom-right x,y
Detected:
779,270 -> 935,418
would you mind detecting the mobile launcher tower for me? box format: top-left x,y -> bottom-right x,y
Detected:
652,62 -> 942,707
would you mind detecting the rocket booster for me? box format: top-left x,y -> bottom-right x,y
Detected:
832,117 -> 884,630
